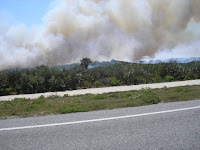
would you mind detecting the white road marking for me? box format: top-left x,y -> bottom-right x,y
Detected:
0,106 -> 200,132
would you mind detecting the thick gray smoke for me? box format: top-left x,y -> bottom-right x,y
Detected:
0,0 -> 200,69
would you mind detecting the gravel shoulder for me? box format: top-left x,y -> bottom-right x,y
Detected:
1,79 -> 200,101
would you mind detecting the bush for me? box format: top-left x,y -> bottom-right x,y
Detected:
137,77 -> 147,84
163,86 -> 168,90
3,88 -> 14,95
108,93 -> 119,98
38,95 -> 45,99
44,103 -> 53,108
47,95 -> 60,99
184,72 -> 194,80
24,104 -> 38,112
32,95 -> 45,104
165,75 -> 174,82
11,98 -> 29,106
120,93 -> 132,98
90,103 -> 106,110
83,94 -> 95,98
63,94 -> 69,97
99,78 -> 110,86
94,94 -> 107,100
93,81 -> 102,87
137,88 -> 160,104
1,60 -> 200,97
58,105 -> 88,114
80,58 -> 92,69
174,87 -> 188,92
110,77 -> 121,86
83,81 -> 92,88
1,101 -> 12,109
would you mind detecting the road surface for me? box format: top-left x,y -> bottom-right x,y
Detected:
0,99 -> 200,150
1,79 -> 200,101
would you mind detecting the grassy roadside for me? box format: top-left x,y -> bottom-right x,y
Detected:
0,85 -> 200,119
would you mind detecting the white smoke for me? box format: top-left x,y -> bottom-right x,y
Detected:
146,40 -> 200,60
0,0 -> 200,69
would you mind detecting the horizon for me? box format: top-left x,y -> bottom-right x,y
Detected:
1,57 -> 200,72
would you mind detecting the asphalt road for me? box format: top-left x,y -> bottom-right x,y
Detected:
0,100 -> 200,150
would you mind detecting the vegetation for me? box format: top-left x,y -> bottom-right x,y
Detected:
80,58 -> 92,69
1,85 -> 200,119
0,59 -> 200,96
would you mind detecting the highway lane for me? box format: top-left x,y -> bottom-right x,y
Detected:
0,100 -> 200,150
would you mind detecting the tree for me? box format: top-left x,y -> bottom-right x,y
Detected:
80,58 -> 92,69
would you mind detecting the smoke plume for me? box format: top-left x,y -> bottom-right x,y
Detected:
0,0 -> 200,69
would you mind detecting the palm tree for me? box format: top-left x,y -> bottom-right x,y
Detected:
80,58 -> 92,69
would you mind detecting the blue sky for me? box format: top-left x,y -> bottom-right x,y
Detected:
187,21 -> 200,35
0,0 -> 53,26
0,0 -> 199,33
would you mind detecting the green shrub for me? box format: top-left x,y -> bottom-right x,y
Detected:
38,95 -> 45,99
94,94 -> 107,100
84,81 -> 92,88
184,72 -> 194,80
24,104 -> 38,112
5,88 -> 13,93
44,103 -> 53,108
108,93 -> 119,98
1,60 -> 200,97
32,95 -> 45,104
1,98 -> 29,109
120,93 -> 132,98
174,87 -> 188,92
129,93 -> 143,99
137,77 -> 147,84
90,103 -> 106,110
1,101 -> 12,109
99,78 -> 111,86
47,95 -> 60,99
137,88 -> 160,104
163,86 -> 168,90
73,98 -> 81,103
11,98 -> 29,106
63,94 -> 69,97
93,81 -> 102,87
82,93 -> 95,98
3,88 -> 14,95
165,75 -> 175,82
58,105 -> 88,114
10,92 -> 17,95
110,77 -> 121,86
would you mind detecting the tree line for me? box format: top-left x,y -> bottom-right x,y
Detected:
0,58 -> 200,96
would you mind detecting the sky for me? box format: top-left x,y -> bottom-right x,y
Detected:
0,0 -> 53,26
0,0 -> 200,36
0,0 -> 199,33
187,21 -> 200,35
0,0 -> 200,69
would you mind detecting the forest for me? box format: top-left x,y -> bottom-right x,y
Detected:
0,59 -> 200,96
